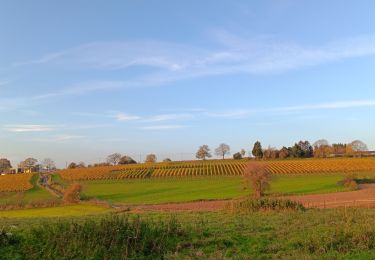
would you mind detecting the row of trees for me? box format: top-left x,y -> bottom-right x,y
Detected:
251,139 -> 369,160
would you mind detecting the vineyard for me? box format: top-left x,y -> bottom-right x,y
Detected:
59,158 -> 375,181
0,174 -> 33,192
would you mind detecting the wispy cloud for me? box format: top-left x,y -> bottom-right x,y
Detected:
145,113 -> 194,122
6,34 -> 375,104
114,113 -> 141,121
31,134 -> 84,142
5,124 -> 55,132
140,125 -> 187,130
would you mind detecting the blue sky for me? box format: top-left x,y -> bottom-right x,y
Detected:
1,0 -> 375,167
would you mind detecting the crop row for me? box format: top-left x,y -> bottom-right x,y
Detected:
58,158 -> 375,181
0,174 -> 33,192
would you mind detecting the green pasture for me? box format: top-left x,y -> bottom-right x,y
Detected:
0,204 -> 111,218
80,173 -> 360,204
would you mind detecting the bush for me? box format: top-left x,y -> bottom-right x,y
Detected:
226,198 -> 305,213
63,183 -> 82,203
337,175 -> 359,191
243,162 -> 271,198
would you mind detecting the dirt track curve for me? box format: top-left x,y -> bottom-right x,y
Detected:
132,184 -> 375,212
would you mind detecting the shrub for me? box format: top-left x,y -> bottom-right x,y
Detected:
63,183 -> 82,203
243,162 -> 271,198
226,198 -> 305,213
337,175 -> 359,191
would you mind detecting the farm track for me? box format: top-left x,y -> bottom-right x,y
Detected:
131,184 -> 375,212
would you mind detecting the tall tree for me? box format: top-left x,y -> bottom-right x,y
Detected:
0,158 -> 12,173
252,141 -> 263,159
215,143 -> 230,159
106,153 -> 122,165
279,147 -> 289,159
145,154 -> 157,163
118,156 -> 136,165
196,145 -> 212,160
240,149 -> 246,158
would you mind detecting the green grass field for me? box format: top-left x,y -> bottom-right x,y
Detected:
0,174 -> 59,206
80,174 -> 350,204
2,209 -> 375,259
0,204 -> 111,218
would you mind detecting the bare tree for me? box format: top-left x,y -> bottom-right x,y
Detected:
145,154 -> 157,163
106,153 -> 122,165
243,162 -> 271,198
350,140 -> 368,152
240,149 -> 246,158
313,139 -> 329,148
42,158 -> 56,172
215,143 -> 230,159
196,145 -> 212,160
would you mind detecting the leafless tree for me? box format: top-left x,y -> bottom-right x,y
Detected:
243,162 -> 271,198
240,149 -> 246,158
106,153 -> 122,165
196,145 -> 212,160
313,139 -> 330,148
42,158 -> 56,172
215,143 -> 230,159
350,140 -> 368,152
145,154 -> 157,163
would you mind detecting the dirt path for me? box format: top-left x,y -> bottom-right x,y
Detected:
132,184 -> 375,212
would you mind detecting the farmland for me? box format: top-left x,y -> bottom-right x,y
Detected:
80,174 -> 349,204
59,157 -> 375,181
0,173 -> 33,192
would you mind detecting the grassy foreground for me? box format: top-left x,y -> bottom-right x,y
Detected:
2,209 -> 375,259
81,174 -> 349,204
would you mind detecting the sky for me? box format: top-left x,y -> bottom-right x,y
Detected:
1,0 -> 375,167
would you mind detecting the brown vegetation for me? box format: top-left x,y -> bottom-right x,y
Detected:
63,183 -> 82,203
243,163 -> 271,198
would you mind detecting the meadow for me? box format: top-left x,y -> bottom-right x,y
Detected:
2,209 -> 375,259
79,174 -> 352,204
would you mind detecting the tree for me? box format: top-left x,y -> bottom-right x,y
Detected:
313,139 -> 329,148
215,143 -> 230,159
252,141 -> 263,159
240,149 -> 246,158
19,158 -> 38,168
119,156 -> 136,165
68,162 -> 77,169
106,153 -> 122,165
291,143 -> 304,158
77,161 -> 86,168
298,141 -> 313,158
350,140 -> 368,152
263,146 -> 278,160
0,158 -> 12,173
163,158 -> 172,162
233,152 -> 242,160
279,147 -> 289,159
196,145 -> 212,160
145,154 -> 157,163
243,162 -> 271,198
42,158 -> 56,172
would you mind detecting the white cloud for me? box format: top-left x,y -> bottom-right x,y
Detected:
115,113 -> 141,121
145,113 -> 194,122
5,124 -> 55,132
140,125 -> 187,130
31,134 -> 84,142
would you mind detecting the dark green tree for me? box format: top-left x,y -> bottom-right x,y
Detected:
252,141 -> 263,159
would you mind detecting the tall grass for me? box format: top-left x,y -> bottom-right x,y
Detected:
0,215 -> 185,259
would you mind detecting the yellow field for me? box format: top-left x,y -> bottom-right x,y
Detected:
0,174 -> 33,192
59,158 -> 375,181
